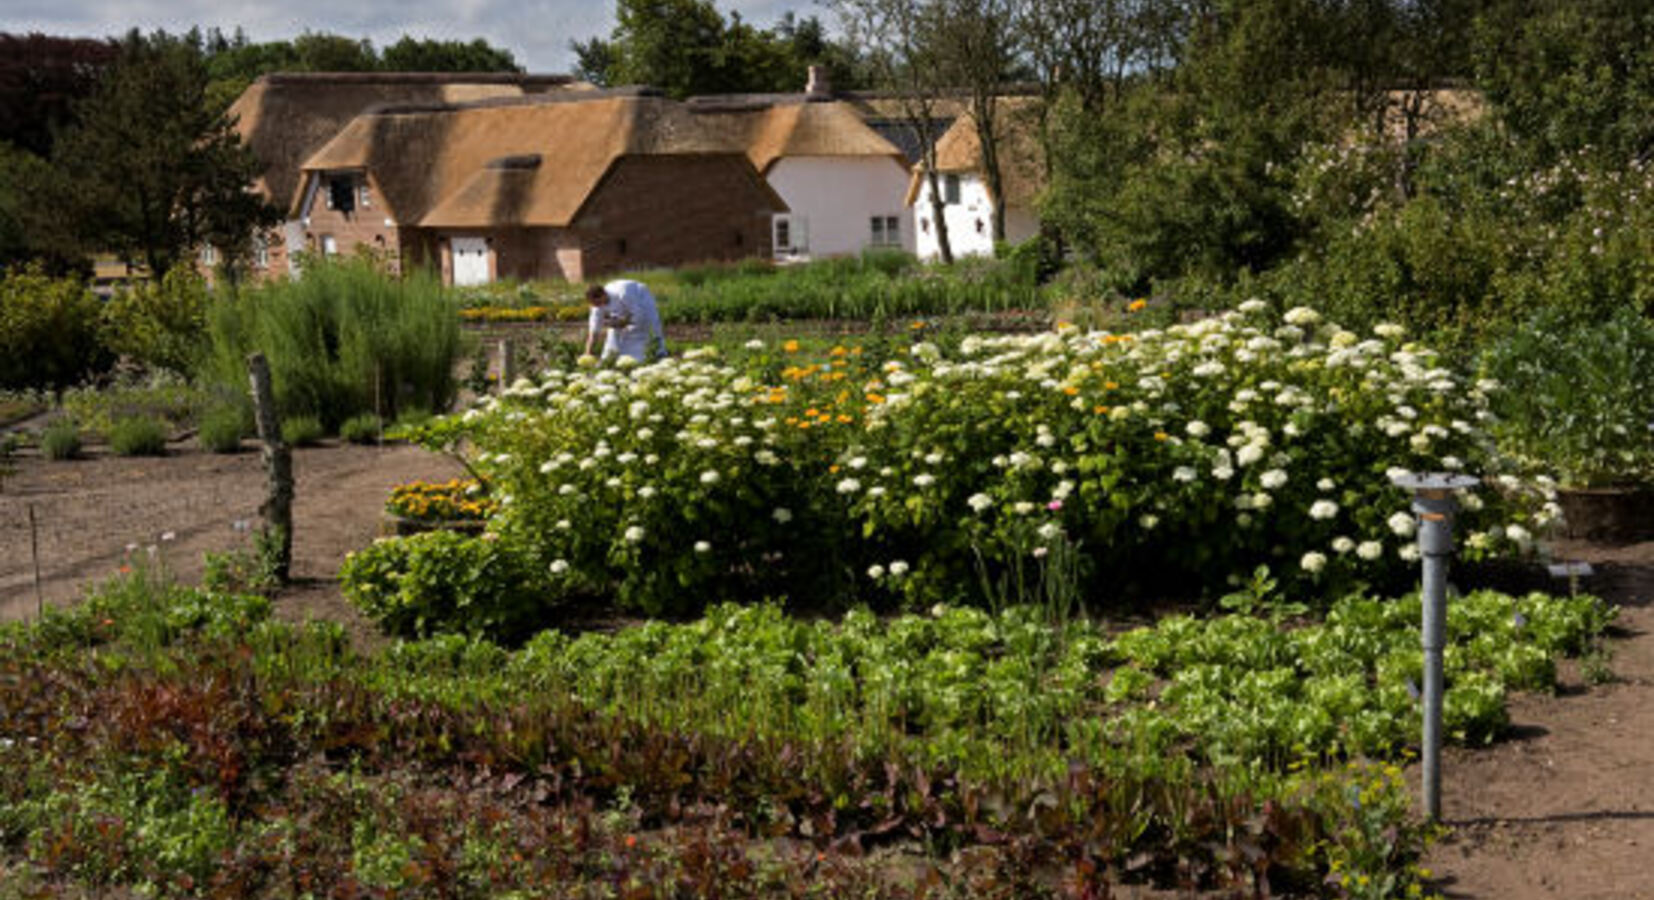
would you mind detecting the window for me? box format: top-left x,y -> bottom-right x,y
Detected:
327,176 -> 355,213
252,234 -> 269,269
199,244 -> 217,266
943,174 -> 962,205
870,215 -> 901,247
322,235 -> 338,256
358,182 -> 372,209
772,215 -> 808,257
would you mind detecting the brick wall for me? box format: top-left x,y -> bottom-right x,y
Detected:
573,155 -> 778,279
297,173 -> 402,274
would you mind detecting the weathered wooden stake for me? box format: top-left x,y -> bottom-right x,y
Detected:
28,502 -> 43,618
247,353 -> 293,583
498,338 -> 516,392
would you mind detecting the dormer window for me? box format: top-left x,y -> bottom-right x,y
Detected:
326,175 -> 356,213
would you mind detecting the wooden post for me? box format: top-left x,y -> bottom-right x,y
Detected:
247,353 -> 293,583
28,502 -> 42,618
498,338 -> 515,392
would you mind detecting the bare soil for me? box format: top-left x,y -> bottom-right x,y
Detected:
3,441 -> 1653,898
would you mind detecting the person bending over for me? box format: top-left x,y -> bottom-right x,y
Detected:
584,280 -> 668,362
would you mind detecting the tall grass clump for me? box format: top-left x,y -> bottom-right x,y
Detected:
201,260 -> 462,428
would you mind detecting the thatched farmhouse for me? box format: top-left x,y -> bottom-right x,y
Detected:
907,99 -> 1046,262
225,69 -> 1059,283
688,70 -> 915,259
292,89 -> 785,284
227,72 -> 586,279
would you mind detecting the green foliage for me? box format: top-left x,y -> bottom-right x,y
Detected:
340,530 -> 547,640
1473,0 -> 1654,167
57,375 -> 206,439
1480,308 -> 1654,486
638,253 -> 1043,324
196,404 -> 247,453
51,29 -> 280,279
108,415 -> 169,456
39,420 -> 81,461
98,265 -> 211,375
201,259 -> 461,428
580,0 -> 860,97
0,265 -> 109,390
6,572 -> 1606,898
339,413 -> 382,444
280,414 -> 325,447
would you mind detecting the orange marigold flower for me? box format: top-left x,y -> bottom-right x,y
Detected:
1128,299 -> 1148,312
783,340 -> 801,353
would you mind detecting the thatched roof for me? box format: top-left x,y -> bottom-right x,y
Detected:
300,90 -> 783,228
686,98 -> 906,173
227,72 -> 586,212
906,97 -> 1045,208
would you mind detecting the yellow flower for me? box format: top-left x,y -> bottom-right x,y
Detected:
1128,299 -> 1148,312
783,339 -> 800,353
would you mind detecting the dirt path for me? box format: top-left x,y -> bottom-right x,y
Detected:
0,441 -> 462,626
1426,548 -> 1654,900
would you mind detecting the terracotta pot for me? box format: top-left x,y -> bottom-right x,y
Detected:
1556,486 -> 1654,542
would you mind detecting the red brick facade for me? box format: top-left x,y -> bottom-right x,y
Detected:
296,172 -> 403,274
407,155 -> 779,285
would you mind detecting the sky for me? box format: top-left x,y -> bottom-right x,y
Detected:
4,0 -> 825,74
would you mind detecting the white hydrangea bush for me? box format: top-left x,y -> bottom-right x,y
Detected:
446,306 -> 1548,614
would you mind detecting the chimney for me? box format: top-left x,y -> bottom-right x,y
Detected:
805,65 -> 831,100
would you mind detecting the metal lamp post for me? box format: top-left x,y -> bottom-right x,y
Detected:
1389,471 -> 1480,823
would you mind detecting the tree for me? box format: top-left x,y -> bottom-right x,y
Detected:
291,31 -> 378,72
0,33 -> 119,158
381,37 -> 521,72
1473,0 -> 1654,166
835,0 -> 958,263
934,0 -> 1024,243
54,29 -> 280,279
0,143 -> 87,276
575,0 -> 865,97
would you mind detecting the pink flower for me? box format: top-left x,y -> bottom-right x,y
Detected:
1047,500 -> 1063,511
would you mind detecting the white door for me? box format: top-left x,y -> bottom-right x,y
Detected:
452,237 -> 490,286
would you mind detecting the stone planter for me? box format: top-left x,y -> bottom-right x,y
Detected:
1556,486 -> 1654,542
381,515 -> 489,538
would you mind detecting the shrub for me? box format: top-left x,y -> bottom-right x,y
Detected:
98,266 -> 210,376
39,420 -> 81,460
197,405 -> 246,453
1480,308 -> 1654,486
339,530 -> 545,640
339,413 -> 382,445
200,259 -> 461,429
108,416 -> 168,456
0,264 -> 110,389
280,415 -> 325,447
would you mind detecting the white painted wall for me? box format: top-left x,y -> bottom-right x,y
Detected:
911,173 -> 1040,262
766,156 -> 914,259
